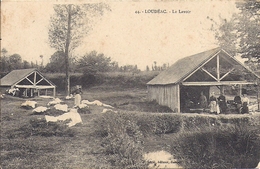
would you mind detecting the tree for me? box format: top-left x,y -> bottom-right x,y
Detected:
235,0 -> 260,60
48,3 -> 110,95
23,60 -> 31,69
154,61 -> 157,71
78,51 -> 112,74
39,55 -> 44,69
209,0 -> 260,66
44,51 -> 76,73
9,54 -> 22,70
45,51 -> 65,72
1,48 -> 8,72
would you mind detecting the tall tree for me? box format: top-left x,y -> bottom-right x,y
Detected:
208,16 -> 238,56
209,0 -> 259,66
235,0 -> 260,60
48,3 -> 110,95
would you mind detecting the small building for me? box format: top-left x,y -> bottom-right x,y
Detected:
147,48 -> 260,112
0,68 -> 56,97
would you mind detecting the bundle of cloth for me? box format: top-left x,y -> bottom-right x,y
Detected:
45,108 -> 82,127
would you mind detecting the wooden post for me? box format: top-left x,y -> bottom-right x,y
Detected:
220,86 -> 224,95
257,80 -> 260,111
177,84 -> 180,113
53,87 -> 56,97
217,55 -> 220,82
239,84 -> 242,96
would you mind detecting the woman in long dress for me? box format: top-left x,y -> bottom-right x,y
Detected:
209,92 -> 219,114
73,86 -> 82,107
199,92 -> 208,109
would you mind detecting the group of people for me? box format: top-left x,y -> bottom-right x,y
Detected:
199,92 -> 226,114
234,94 -> 249,114
199,91 -> 249,114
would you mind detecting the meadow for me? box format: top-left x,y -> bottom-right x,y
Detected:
1,72 -> 260,168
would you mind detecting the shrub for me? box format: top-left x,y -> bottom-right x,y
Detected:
170,124 -> 260,169
94,112 -> 148,169
136,113 -> 182,135
5,118 -> 75,138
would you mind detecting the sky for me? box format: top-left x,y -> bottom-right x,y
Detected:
1,0 -> 239,70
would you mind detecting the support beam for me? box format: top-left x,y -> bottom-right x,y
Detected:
26,77 -> 34,85
34,72 -> 36,85
177,84 -> 180,113
257,80 -> 260,111
239,84 -> 242,96
220,86 -> 224,95
53,87 -> 56,97
217,55 -> 220,82
220,68 -> 235,81
36,78 -> 44,85
201,68 -> 218,81
182,81 -> 255,86
182,51 -> 221,82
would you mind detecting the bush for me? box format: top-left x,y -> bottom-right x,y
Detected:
5,118 -> 75,138
135,113 -> 181,135
94,112 -> 148,169
170,124 -> 260,169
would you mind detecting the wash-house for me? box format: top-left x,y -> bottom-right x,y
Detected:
0,68 -> 56,97
147,48 -> 260,112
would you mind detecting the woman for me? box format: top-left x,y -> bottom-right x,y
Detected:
241,94 -> 249,114
73,86 -> 82,107
199,92 -> 208,109
218,95 -> 228,114
209,92 -> 219,114
234,95 -> 242,113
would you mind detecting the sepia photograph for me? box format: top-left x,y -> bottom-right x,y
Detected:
1,0 -> 260,168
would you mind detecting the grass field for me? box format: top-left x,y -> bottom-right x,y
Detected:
0,87 -> 170,169
1,86 -> 260,168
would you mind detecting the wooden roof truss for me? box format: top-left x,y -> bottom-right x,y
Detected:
182,51 -> 258,86
13,71 -> 55,89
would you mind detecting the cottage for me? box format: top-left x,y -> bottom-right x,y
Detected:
0,68 -> 56,97
147,48 -> 260,112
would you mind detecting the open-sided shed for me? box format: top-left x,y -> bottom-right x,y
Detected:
0,68 -> 56,97
147,48 -> 260,112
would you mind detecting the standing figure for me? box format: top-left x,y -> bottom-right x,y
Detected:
234,95 -> 242,113
199,91 -> 207,109
209,92 -> 219,114
218,95 -> 228,114
241,94 -> 249,114
72,86 -> 82,107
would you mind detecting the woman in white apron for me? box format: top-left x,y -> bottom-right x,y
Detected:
209,92 -> 220,114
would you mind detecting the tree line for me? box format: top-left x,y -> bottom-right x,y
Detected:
0,48 -> 42,74
0,48 -> 142,74
1,46 -> 170,76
